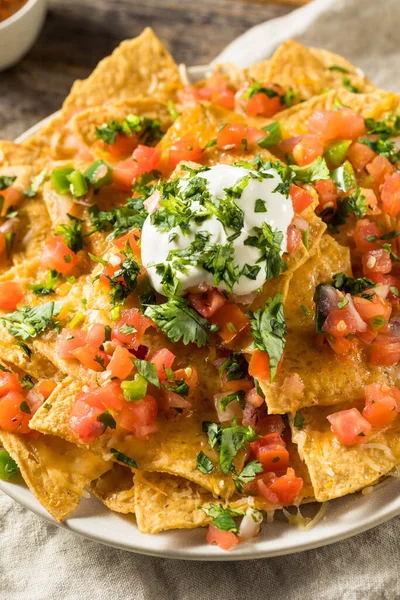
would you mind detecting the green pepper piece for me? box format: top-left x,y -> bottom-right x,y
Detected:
66,170 -> 88,198
51,166 -> 74,195
121,374 -> 148,401
0,449 -> 20,481
330,160 -> 357,192
84,160 -> 113,190
324,140 -> 352,168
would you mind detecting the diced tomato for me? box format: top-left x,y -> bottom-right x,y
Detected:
221,374 -> 253,393
279,136 -> 303,154
353,219 -> 382,253
81,381 -> 124,412
150,348 -> 176,382
326,335 -> 353,355
245,387 -> 264,408
0,232 -> 6,258
287,224 -> 302,254
250,432 -> 289,473
0,281 -> 23,310
164,390 -> 191,411
292,135 -> 323,166
249,349 -> 272,382
290,184 -> 314,213
362,382 -> 400,428
0,390 -> 31,434
189,288 -> 226,318
362,249 -> 392,276
69,399 -> 104,443
86,323 -> 107,349
112,308 -> 153,349
381,172 -> 400,218
102,132 -> 139,159
177,85 -> 202,105
347,141 -> 376,172
366,155 -> 394,187
315,179 -> 338,210
108,346 -> 134,380
210,304 -> 250,344
119,395 -> 158,438
244,84 -> 283,117
113,146 -> 161,190
369,334 -> 400,366
168,133 -> 202,167
206,523 -> 239,550
41,236 -> 77,275
308,108 -> 366,142
57,328 -> 87,359
322,306 -> 358,338
362,188 -> 380,216
0,372 -> 22,395
217,123 -> 247,151
70,345 -> 109,372
35,380 -> 57,399
212,89 -> 235,110
172,366 -> 198,394
327,407 -> 371,445
267,468 -> 304,505
353,295 -> 392,330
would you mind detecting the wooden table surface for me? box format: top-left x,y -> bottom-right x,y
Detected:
0,0 -> 295,140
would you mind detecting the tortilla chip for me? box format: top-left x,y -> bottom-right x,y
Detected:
0,141 -> 43,167
0,431 -> 110,521
89,463 -> 135,514
269,89 -> 400,139
259,235 -> 400,414
291,401 -> 400,502
245,40 -> 374,102
62,28 -> 182,118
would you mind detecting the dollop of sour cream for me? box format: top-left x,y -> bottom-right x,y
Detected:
141,164 -> 294,297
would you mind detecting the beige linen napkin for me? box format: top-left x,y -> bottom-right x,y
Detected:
2,1 -> 400,598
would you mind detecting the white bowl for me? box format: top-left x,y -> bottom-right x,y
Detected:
0,0 -> 47,71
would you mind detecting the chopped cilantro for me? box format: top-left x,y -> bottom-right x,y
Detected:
97,410 -> 116,431
328,65 -> 349,73
218,390 -> 245,413
89,204 -> 147,239
204,418 -> 259,475
300,305 -> 309,317
257,122 -> 282,149
290,156 -> 330,183
1,301 -> 62,340
144,298 -> 211,347
254,199 -> 267,213
132,358 -> 160,388
15,341 -> 32,358
219,352 -> 249,381
19,400 -> 31,415
244,222 -> 287,280
24,169 -> 47,198
21,375 -> 34,390
233,460 -> 263,493
27,270 -> 60,296
332,272 -> 375,295
95,114 -> 162,146
243,81 -> 280,100
325,188 -> 367,233
0,176 -> 16,191
107,244 -> 141,307
294,411 -> 305,430
110,448 -> 137,469
167,101 -> 180,120
249,293 -> 286,382
196,451 -> 214,474
55,214 -> 84,253
198,504 -> 244,532
342,77 -> 359,93
359,137 -> 400,164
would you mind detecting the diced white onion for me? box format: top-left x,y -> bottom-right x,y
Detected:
109,254 -> 122,267
214,393 -> 242,423
374,284 -> 390,299
345,294 -> 367,332
362,443 -> 396,462
292,216 -> 309,232
238,508 -> 263,541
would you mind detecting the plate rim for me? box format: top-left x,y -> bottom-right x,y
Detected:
2,109 -> 400,561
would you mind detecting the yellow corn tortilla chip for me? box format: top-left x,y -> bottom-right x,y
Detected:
245,40 -> 375,101
0,431 -> 110,521
62,28 -> 182,118
259,235 -> 400,414
291,402 -> 400,502
269,88 -> 400,140
0,141 -> 44,167
89,463 -> 135,514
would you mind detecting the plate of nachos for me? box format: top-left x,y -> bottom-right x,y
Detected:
1,29 -> 400,559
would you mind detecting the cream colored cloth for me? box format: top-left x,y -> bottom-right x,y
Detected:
2,1 -> 400,598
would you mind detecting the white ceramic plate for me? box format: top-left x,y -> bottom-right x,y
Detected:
1,108 -> 400,561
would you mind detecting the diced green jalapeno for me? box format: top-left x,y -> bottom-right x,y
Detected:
0,449 -> 20,481
84,160 -> 113,190
121,374 -> 147,401
330,160 -> 357,192
66,170 -> 88,198
51,166 -> 74,195
324,140 -> 352,168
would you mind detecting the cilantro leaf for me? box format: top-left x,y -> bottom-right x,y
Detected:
132,358 -> 160,388
27,270 -> 60,296
359,137 -> 400,164
342,77 -> 359,93
233,459 -> 263,492
257,122 -> 282,149
249,293 -> 286,382
0,176 -> 16,191
198,504 -> 244,532
110,448 -> 138,469
24,169 -> 47,198
196,451 -> 214,474
219,420 -> 258,474
107,244 -> 141,307
144,298 -> 211,347
55,214 -> 84,253
332,272 -> 375,295
328,65 -> 349,73
293,411 -> 304,430
89,204 -> 147,239
218,391 -> 246,414
98,410 -> 116,431
1,301 -> 62,340
21,375 -> 34,390
219,352 -> 249,382
202,421 -> 221,449
289,156 -> 330,183
95,114 -> 162,146
325,188 -> 367,233
244,222 -> 287,280
243,82 -> 280,100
